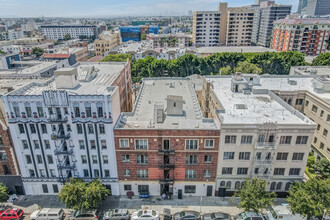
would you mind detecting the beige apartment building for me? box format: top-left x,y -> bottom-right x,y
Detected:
95,30 -> 122,56
193,3 -> 255,47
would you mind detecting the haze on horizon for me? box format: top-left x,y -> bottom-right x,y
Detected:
0,0 -> 298,18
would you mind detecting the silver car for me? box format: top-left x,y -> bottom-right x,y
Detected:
173,211 -> 201,220
203,212 -> 231,220
103,209 -> 130,220
68,210 -> 100,220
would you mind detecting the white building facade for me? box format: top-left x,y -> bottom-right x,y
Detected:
40,25 -> 100,40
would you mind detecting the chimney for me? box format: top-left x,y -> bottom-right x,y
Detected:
54,68 -> 79,89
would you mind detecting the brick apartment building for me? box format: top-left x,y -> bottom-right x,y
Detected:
114,78 -> 220,197
271,19 -> 330,56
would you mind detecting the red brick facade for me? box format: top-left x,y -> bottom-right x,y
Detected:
114,129 -> 220,183
0,122 -> 19,175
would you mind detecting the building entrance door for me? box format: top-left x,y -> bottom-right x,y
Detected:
207,185 -> 213,196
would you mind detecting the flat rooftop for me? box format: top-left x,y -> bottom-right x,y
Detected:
290,66 -> 330,76
206,76 -> 314,125
0,78 -> 48,94
116,78 -> 219,130
196,46 -> 274,54
7,62 -> 127,96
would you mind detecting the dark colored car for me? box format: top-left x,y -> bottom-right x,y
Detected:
234,212 -> 264,220
203,212 -> 231,220
173,211 -> 201,220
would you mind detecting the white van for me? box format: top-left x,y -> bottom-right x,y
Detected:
266,205 -> 306,220
30,208 -> 65,220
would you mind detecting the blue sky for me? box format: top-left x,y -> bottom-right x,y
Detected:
0,0 -> 298,17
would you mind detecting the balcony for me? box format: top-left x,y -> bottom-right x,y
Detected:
51,133 -> 70,140
58,162 -> 76,170
158,164 -> 175,169
48,115 -> 68,123
158,149 -> 175,154
254,142 -> 276,149
159,178 -> 175,183
55,148 -> 73,155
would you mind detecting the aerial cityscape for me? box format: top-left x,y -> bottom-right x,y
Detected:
0,0 -> 329,220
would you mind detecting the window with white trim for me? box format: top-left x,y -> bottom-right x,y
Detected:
205,139 -> 214,148
135,139 -> 148,150
241,135 -> 252,144
119,139 -> 129,148
186,140 -> 198,150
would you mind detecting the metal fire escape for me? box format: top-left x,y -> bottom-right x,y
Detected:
158,138 -> 175,194
252,122 -> 277,179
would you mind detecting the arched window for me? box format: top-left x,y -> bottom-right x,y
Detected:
276,182 -> 282,191
235,181 -> 241,190
241,181 -> 246,188
285,182 -> 292,191
220,181 -> 225,187
226,181 -> 231,189
270,182 -> 276,191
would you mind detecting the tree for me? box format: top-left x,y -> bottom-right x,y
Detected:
233,178 -> 276,214
312,158 -> 330,179
141,34 -> 146,40
0,183 -> 8,203
59,178 -> 110,212
63,34 -> 71,41
312,53 -> 330,66
0,50 -> 6,55
288,178 -> 330,220
219,66 -> 232,75
102,54 -> 132,62
32,47 -> 44,57
235,61 -> 262,74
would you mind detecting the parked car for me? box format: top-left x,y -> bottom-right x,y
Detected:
266,205 -> 306,220
68,210 -> 99,220
30,208 -> 65,220
234,212 -> 264,220
0,208 -> 24,220
132,210 -> 159,220
203,212 -> 231,220
139,191 -> 150,199
102,209 -> 130,220
173,211 -> 201,220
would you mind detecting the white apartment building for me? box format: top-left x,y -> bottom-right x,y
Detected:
1,62 -> 132,195
7,30 -> 25,41
193,11 -> 221,46
202,74 -> 316,193
40,25 -> 100,40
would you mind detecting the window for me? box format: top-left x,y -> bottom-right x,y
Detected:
32,140 -> 40,149
186,155 -> 197,164
285,182 -> 292,191
223,152 -> 235,160
317,124 -> 321,131
44,140 -> 50,149
41,124 -> 47,133
50,169 -> 56,177
101,140 -> 107,149
37,155 -> 42,164
273,168 -> 285,175
222,167 -> 233,175
295,99 -> 303,105
204,170 -> 211,178
312,105 -> 318,113
205,139 -> 214,148
185,170 -> 197,179
123,169 -> 131,176
122,155 -> 130,162
83,169 -> 89,177
237,168 -> 248,175
29,124 -> 36,133
85,106 -> 92,117
90,140 -> 96,150
239,152 -> 250,160
225,135 -> 236,144
320,110 -> 324,117
280,136 -> 292,144
22,140 -> 28,149
18,124 -> 25,133
47,155 -> 53,164
276,152 -> 288,160
42,184 -> 48,193
323,129 -> 328,137
314,137 -> 318,143
76,124 -> 83,134
81,155 -> 87,164
305,100 -> 309,107
120,139 -> 129,148
40,169 -> 46,177
137,169 -> 148,178
292,153 -> 304,161
53,184 -> 59,193
13,106 -> 20,117
97,106 -> 103,117
25,155 -> 32,164
92,155 -> 97,164
87,124 -> 94,134
320,142 -> 324,149
94,170 -> 100,177
241,135 -> 253,144
99,124 -> 105,134
135,139 -> 148,149
138,185 -> 149,192
289,168 -> 301,175
327,114 -> 330,122
103,155 -> 108,164
124,185 -> 132,191
29,169 -> 35,177
186,140 -> 198,149
296,136 -> 308,144
204,155 -> 212,163
137,155 -> 148,164
185,185 -> 196,193
25,106 -> 32,117
74,107 -> 80,117
79,140 -> 85,149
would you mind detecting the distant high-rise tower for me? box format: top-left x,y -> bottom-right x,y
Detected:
303,0 -> 330,16
297,0 -> 308,14
254,0 -> 267,5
